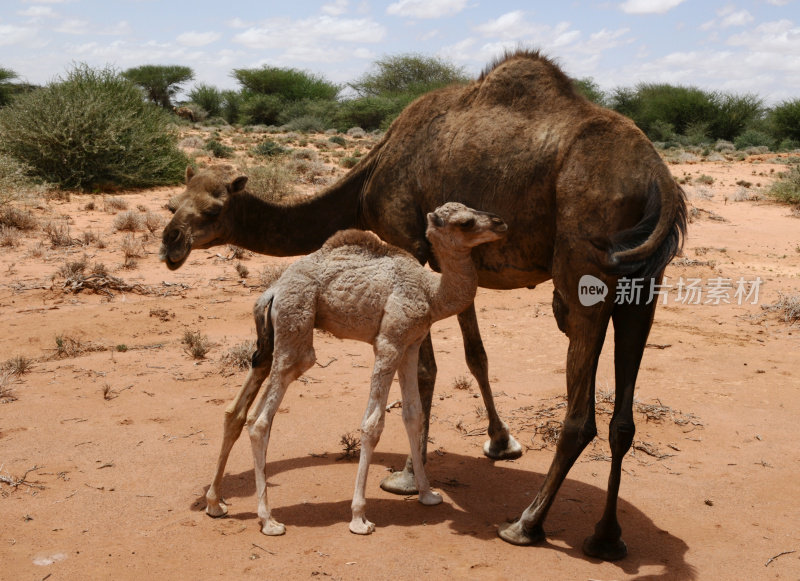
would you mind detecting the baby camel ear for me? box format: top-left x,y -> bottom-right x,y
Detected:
427,212 -> 444,228
228,176 -> 248,194
185,165 -> 195,183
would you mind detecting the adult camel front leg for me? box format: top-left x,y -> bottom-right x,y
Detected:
582,286 -> 658,560
499,281 -> 613,547
458,303 -> 522,460
380,332 -> 437,494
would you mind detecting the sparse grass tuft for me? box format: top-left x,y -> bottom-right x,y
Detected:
53,334 -> 100,359
2,355 -> 34,376
121,234 -> 145,269
0,225 -> 21,247
182,329 -> 212,359
235,262 -> 249,278
0,371 -> 17,404
452,375 -> 473,391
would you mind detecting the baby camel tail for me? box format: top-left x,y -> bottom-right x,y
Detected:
205,202 -> 508,535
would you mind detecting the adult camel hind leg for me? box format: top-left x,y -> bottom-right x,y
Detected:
498,258 -> 613,547
582,281 -> 659,560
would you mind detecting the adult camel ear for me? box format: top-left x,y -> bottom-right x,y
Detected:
228,176 -> 248,194
185,166 -> 195,184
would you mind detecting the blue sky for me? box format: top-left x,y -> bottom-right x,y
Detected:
1,0 -> 798,103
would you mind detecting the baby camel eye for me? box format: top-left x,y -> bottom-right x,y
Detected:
458,217 -> 476,229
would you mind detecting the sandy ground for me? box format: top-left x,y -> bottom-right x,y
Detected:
1,138 -> 799,580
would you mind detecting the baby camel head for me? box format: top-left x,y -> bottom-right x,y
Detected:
425,202 -> 508,254
159,166 -> 247,270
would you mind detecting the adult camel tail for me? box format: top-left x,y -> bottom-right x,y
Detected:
598,166 -> 688,279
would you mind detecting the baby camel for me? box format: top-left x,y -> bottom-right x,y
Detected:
205,202 -> 508,535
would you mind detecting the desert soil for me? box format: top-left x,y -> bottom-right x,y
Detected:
1,132 -> 799,581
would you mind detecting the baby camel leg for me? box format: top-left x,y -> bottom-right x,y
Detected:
350,343 -> 400,535
206,364 -> 270,517
397,342 -> 442,507
248,349 -> 315,536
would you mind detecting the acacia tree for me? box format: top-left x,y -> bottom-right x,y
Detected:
122,65 -> 194,108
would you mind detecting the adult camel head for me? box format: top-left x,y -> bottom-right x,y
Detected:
159,166 -> 247,270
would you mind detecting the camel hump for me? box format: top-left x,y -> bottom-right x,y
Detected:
322,229 -> 413,261
474,49 -> 580,110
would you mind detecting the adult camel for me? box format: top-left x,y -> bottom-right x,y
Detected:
160,49 -> 687,560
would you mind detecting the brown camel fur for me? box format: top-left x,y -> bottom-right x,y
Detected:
160,49 -> 687,560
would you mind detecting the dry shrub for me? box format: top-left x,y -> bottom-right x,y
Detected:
258,264 -> 288,289
220,340 -> 255,374
143,211 -> 165,233
761,292 -> 800,323
338,431 -> 361,460
0,225 -> 21,247
0,371 -> 17,404
235,262 -> 249,278
53,334 -> 102,359
104,196 -> 128,212
113,210 -> 144,232
43,219 -> 75,247
0,206 -> 38,230
182,330 -> 212,359
121,234 -> 145,268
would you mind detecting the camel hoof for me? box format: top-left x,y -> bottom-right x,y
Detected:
205,500 -> 228,518
418,490 -> 443,506
260,518 -> 286,536
497,520 -> 545,546
582,534 -> 628,561
483,435 -> 523,460
379,469 -> 418,495
349,517 -> 375,535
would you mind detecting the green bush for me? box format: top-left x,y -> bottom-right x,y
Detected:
334,96 -> 407,131
232,66 -> 340,101
734,129 -> 774,150
252,140 -> 288,157
0,64 -> 188,190
188,83 -> 224,118
276,99 -> 338,128
220,90 -> 243,125
282,115 -> 327,133
122,64 -> 194,109
205,139 -> 234,158
0,67 -> 18,107
767,165 -> 800,205
239,93 -> 284,125
769,99 -> 800,143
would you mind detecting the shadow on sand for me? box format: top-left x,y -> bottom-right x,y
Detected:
189,450 -> 695,580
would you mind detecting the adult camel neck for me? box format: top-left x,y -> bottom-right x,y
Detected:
224,179 -> 363,257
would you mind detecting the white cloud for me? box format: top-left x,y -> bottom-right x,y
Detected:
18,6 -> 58,18
322,0 -> 349,15
765,0 -> 789,5
0,23 -> 41,46
234,16 -> 386,51
227,17 -> 252,29
619,0 -> 687,15
727,19 -> 800,53
177,31 -> 221,47
55,18 -> 88,35
386,0 -> 468,19
721,10 -> 753,27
